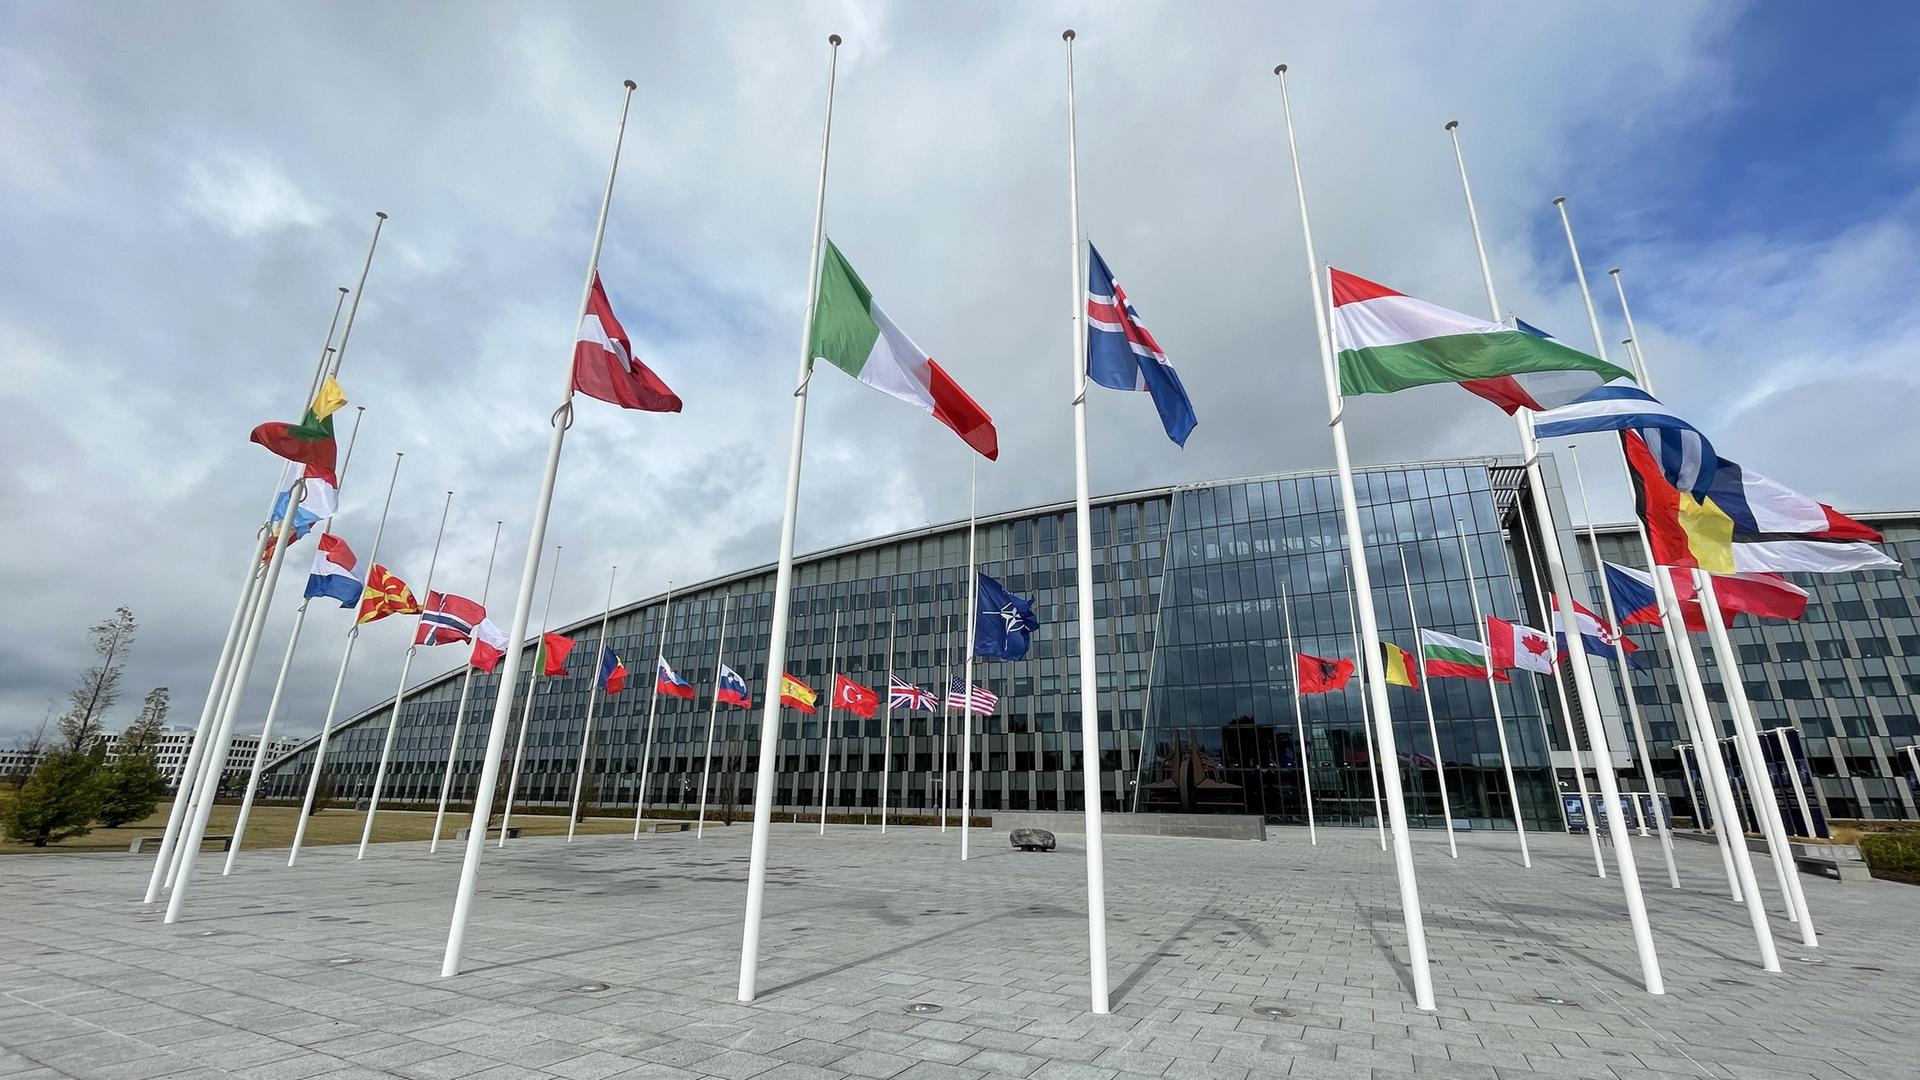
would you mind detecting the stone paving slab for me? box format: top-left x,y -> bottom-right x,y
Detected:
1,824 -> 1915,1080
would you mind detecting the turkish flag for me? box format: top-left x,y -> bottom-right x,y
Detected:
832,674 -> 879,719
1295,653 -> 1357,695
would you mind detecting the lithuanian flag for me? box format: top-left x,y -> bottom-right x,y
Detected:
250,378 -> 347,473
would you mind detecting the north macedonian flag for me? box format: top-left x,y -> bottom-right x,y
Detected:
357,565 -> 421,625
778,673 -> 817,714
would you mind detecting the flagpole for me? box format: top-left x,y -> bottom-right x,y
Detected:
566,565 -> 618,841
1277,64 -> 1431,1010
696,593 -> 732,839
1345,566 -> 1384,850
501,546 -> 563,845
960,456 -> 979,859
224,404 -> 367,874
1771,730 -> 1817,860
359,489 -> 454,858
1452,524 -> 1531,868
820,610 -> 840,834
1568,446 -> 1678,887
1516,506 -> 1605,875
143,285 -> 351,904
1280,583 -> 1315,844
635,584 -> 671,834
287,451 -> 405,865
1398,546 -> 1456,858
940,616 -> 952,831
431,519 -> 503,853
880,618 -> 895,835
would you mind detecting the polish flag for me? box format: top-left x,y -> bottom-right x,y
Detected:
469,618 -> 510,673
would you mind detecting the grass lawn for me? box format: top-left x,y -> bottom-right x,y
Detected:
0,799 -> 643,855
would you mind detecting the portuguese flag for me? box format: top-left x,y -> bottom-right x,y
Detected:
809,240 -> 999,460
1331,269 -> 1632,396
250,377 -> 346,473
1419,629 -> 1509,683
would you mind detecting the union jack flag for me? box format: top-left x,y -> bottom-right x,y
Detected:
888,676 -> 937,712
945,676 -> 998,715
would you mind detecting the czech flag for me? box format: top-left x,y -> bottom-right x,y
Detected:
656,656 -> 695,700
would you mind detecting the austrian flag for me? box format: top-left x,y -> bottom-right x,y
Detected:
571,273 -> 683,413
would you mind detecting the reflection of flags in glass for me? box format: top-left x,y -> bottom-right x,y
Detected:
888,676 -> 937,711
945,676 -> 997,714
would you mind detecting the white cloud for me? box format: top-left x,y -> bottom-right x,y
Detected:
181,151 -> 324,237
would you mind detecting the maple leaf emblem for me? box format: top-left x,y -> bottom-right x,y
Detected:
1522,634 -> 1551,656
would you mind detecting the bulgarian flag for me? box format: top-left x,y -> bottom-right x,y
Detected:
1419,629 -> 1509,683
809,240 -> 999,460
1330,270 -> 1632,398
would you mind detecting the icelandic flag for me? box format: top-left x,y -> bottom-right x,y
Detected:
656,656 -> 696,700
974,572 -> 1038,660
1086,243 -> 1197,446
1604,562 -> 1664,627
598,647 -> 627,696
303,534 -> 362,608
716,664 -> 752,708
1533,384 -> 1717,497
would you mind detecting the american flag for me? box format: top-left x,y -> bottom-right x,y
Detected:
945,676 -> 998,715
888,676 -> 937,712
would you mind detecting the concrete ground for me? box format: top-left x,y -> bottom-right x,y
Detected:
0,823 -> 1913,1080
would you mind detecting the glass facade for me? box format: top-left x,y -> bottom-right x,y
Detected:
259,458 -> 1572,829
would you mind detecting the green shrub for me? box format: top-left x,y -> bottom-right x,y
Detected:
2,751 -> 106,846
96,755 -> 168,827
1860,833 -> 1920,874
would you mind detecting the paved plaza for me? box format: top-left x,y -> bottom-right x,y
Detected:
1,824 -> 1915,1080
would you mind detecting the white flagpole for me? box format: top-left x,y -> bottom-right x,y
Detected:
635,584 -> 672,834
821,609 -> 840,834
287,451 -> 405,866
225,404 -> 367,874
1280,583 -> 1315,844
567,565 -> 618,841
939,616 -> 952,831
1277,62 -> 1432,1011
501,546 -> 563,845
880,619 -> 895,834
1345,565 -> 1385,850
1398,546 -> 1456,858
1568,446 -> 1679,887
359,489 -> 454,858
442,76 -> 638,980
960,456 -> 979,859
1772,729 -> 1817,846
144,286 -> 351,904
1063,29 -> 1112,1014
739,36 -> 840,1002
1453,523 -> 1532,868
1516,506 -> 1605,875
430,519 -> 503,853
695,591 -> 729,837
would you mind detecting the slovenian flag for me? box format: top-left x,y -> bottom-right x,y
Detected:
716,664 -> 751,708
655,656 -> 695,700
303,534 -> 362,608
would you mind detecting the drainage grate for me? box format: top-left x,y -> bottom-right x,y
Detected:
326,957 -> 360,966
1533,996 -> 1579,1007
1252,1004 -> 1297,1019
566,983 -> 610,994
1791,956 -> 1825,965
904,1002 -> 943,1014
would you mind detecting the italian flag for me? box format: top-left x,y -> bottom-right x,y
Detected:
810,240 -> 999,460
1419,629 -> 1509,683
1331,269 -> 1632,397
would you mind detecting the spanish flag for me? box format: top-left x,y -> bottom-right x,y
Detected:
1380,642 -> 1420,691
778,673 -> 817,714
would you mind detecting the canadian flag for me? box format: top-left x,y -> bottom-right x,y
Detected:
1487,615 -> 1556,674
571,273 -> 683,413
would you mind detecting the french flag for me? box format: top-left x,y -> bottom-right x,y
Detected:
656,656 -> 696,700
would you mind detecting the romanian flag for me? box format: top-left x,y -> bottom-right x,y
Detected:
778,673 -> 817,714
250,379 -> 346,474
357,566 -> 421,624
1380,642 -> 1420,691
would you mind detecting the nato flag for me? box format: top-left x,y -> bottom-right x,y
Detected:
975,572 -> 1040,660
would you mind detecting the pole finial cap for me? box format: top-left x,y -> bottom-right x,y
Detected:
1063,28 -> 1075,41
375,211 -> 389,220
337,285 -> 349,294
1274,63 -> 1288,74
623,78 -> 637,90
1608,266 -> 1621,275
829,33 -> 842,45
1445,120 -> 1459,131
1551,195 -> 1567,206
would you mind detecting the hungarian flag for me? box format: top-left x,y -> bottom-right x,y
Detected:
1419,629 -> 1509,682
1330,269 -> 1631,397
538,633 -> 575,677
597,647 -> 627,695
831,674 -> 879,719
250,378 -> 347,473
1380,642 -> 1420,691
416,591 -> 485,646
778,673 -> 817,714
1487,615 -> 1555,674
810,240 -> 998,460
469,617 -> 509,673
357,566 -> 421,625
571,273 -> 683,412
1294,653 -> 1355,695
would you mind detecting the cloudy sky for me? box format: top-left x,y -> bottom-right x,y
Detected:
3,2 -> 1917,741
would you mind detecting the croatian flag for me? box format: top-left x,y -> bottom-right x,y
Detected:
1551,594 -> 1644,668
888,676 -> 937,712
1086,243 -> 1197,446
716,664 -> 752,708
303,534 -> 362,608
656,656 -> 696,700
416,591 -> 485,646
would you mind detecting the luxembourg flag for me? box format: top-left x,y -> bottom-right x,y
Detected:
656,656 -> 696,700
302,534 -> 362,608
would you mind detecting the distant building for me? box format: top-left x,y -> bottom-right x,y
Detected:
0,728 -> 299,792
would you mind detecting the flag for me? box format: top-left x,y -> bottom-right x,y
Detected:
1085,243 -> 1198,445
1604,562 -> 1664,628
946,676 -> 998,714
888,676 -> 937,711
1532,384 -> 1717,496
249,382 -> 345,473
469,617 -> 509,673
571,272 -> 683,413
809,239 -> 999,460
1419,629 -> 1509,682
717,664 -> 752,708
655,656 -> 695,699
1380,642 -> 1420,691
302,534 -> 362,608
416,591 -> 485,646
779,673 -> 817,714
1330,269 -> 1632,396
1551,595 -> 1643,668
357,566 -> 421,625
1294,653 -> 1355,695
1609,562 -> 1810,633
598,647 -> 627,695
1487,615 -> 1555,674
539,633 -> 575,677
267,465 -> 338,547
831,674 -> 879,719
974,572 -> 1039,660
1457,318 -> 1616,414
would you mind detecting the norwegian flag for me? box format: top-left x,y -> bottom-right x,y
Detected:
416,591 -> 485,646
1084,243 -> 1197,445
888,676 -> 937,712
945,676 -> 998,715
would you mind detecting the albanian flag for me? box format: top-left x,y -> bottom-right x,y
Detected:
1295,653 -> 1356,695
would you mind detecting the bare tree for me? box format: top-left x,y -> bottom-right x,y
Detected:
60,607 -> 138,752
119,687 -> 170,758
